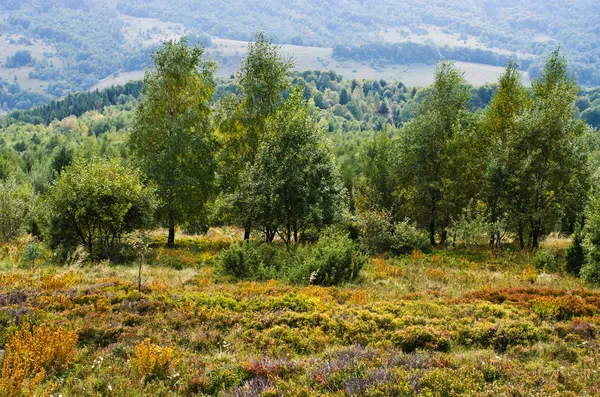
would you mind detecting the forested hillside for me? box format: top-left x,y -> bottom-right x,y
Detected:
0,0 -> 599,112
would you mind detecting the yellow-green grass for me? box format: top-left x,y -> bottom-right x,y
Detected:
0,232 -> 598,396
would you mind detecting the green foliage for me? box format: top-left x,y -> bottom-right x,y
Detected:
19,241 -> 42,268
293,232 -> 366,286
220,233 -> 364,285
514,49 -> 591,247
356,132 -> 399,215
582,195 -> 600,284
482,60 -> 529,248
450,202 -> 494,246
399,61 -> 483,246
129,39 -> 217,246
392,326 -> 452,352
5,50 -> 35,68
218,240 -> 280,280
216,31 -> 293,236
390,219 -> 432,255
565,227 -> 585,275
357,210 -> 430,255
534,249 -> 558,273
42,157 -> 154,260
247,87 -> 347,245
0,179 -> 34,242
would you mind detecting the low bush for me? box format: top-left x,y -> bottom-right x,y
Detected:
291,232 -> 366,286
0,323 -> 78,397
220,233 -> 365,285
534,249 -> 558,272
580,260 -> 600,284
358,210 -> 430,255
392,326 -> 452,353
219,240 -> 280,280
565,228 -> 585,275
130,338 -> 176,381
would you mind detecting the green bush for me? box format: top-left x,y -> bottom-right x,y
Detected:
449,202 -> 494,246
219,240 -> 280,280
534,249 -> 558,272
294,232 -> 366,286
220,233 -> 365,285
358,210 -> 430,255
42,158 -> 155,261
392,326 -> 452,352
580,261 -> 600,284
0,180 -> 35,242
583,196 -> 600,284
565,228 -> 585,275
357,210 -> 394,254
390,219 -> 431,255
19,242 -> 42,268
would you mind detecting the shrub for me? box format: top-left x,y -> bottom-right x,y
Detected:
449,202 -> 493,246
358,210 -> 430,255
357,210 -> 394,254
130,338 -> 175,381
221,233 -> 365,286
392,326 -> 452,352
292,232 -> 366,286
0,323 -> 78,397
565,227 -> 585,275
391,219 -> 431,255
534,249 -> 558,272
582,194 -> 600,283
0,180 -> 34,243
19,242 -> 42,268
580,261 -> 600,284
219,240 -> 280,280
42,158 -> 155,261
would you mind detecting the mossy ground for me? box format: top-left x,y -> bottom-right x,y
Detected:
0,231 -> 599,396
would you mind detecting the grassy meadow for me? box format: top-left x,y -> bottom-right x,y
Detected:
0,231 -> 599,396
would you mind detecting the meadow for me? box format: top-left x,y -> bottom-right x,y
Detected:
0,231 -> 599,396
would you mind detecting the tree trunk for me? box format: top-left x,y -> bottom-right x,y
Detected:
167,225 -> 175,248
429,218 -> 436,246
440,229 -> 448,245
518,221 -> 525,250
490,204 -> 497,246
531,222 -> 540,249
244,219 -> 251,241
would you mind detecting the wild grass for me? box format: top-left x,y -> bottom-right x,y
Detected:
0,231 -> 597,395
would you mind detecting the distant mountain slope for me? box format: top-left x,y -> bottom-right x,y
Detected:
0,0 -> 598,111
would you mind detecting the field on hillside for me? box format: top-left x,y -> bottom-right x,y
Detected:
0,35 -> 58,94
94,34 -> 524,91
0,231 -> 599,396
1,10 -> 535,97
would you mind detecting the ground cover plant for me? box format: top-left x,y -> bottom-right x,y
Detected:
0,231 -> 599,396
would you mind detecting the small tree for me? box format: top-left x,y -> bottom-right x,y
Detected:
129,39 -> 217,247
339,88 -> 350,105
514,49 -> 591,248
565,226 -> 585,275
0,180 -> 34,242
216,31 -> 293,240
582,196 -> 600,283
248,87 -> 347,246
43,158 -> 154,260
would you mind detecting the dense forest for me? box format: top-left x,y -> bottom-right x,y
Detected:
1,31 -> 600,395
1,0 -> 599,112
